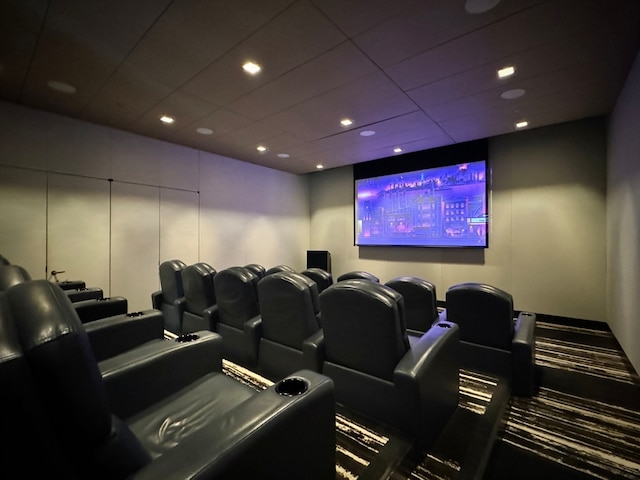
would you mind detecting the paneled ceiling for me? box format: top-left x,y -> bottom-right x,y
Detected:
2,0 -> 639,174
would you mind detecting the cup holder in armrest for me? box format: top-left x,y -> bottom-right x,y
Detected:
275,377 -> 309,396
175,333 -> 199,343
436,322 -> 452,328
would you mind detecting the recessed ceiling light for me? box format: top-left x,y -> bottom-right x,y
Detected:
465,0 -> 501,14
196,127 -> 213,135
393,147 -> 404,154
316,164 -> 324,170
256,145 -> 268,153
242,61 -> 262,75
515,120 -> 529,129
497,65 -> 515,79
500,88 -> 526,100
360,130 -> 376,137
340,118 -> 353,127
277,153 -> 290,158
47,80 -> 76,94
160,115 -> 175,124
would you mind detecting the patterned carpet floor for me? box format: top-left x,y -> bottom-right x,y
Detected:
169,317 -> 640,479
222,359 -> 504,480
486,320 -> 640,480
535,321 -> 639,386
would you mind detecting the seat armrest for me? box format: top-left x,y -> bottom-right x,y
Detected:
513,311 -> 536,346
151,291 -> 163,310
512,311 -> 537,396
203,304 -> 219,330
100,331 -> 223,419
172,296 -> 186,311
242,316 -> 262,367
244,315 -> 262,335
394,321 -> 460,449
433,308 -> 448,325
74,297 -> 129,323
395,321 -> 459,383
85,309 -> 164,361
302,329 -> 325,372
131,370 -> 336,480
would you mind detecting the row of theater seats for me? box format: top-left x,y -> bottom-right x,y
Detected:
325,269 -> 538,398
150,260 -> 536,448
0,259 -> 337,479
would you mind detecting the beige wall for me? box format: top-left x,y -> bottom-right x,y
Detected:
608,50 -> 640,374
310,117 -> 607,322
0,101 -> 310,311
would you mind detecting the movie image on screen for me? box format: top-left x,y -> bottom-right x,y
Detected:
355,160 -> 488,248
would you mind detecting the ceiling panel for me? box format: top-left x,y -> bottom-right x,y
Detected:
0,0 -> 49,101
1,0 -> 639,174
226,41 -> 379,120
81,63 -> 173,127
384,0 -> 616,92
21,0 -> 172,115
125,0 -> 296,90
131,90 -> 218,141
268,71 -> 419,141
351,0 -> 547,68
180,0 -> 346,106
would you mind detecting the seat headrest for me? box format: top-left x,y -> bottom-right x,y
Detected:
257,272 -> 320,345
159,259 -> 187,302
445,282 -> 514,349
336,270 -> 380,283
301,268 -> 333,293
385,276 -> 439,329
0,265 -> 32,292
261,271 -> 320,312
182,262 -> 217,313
244,264 -> 266,279
213,267 -> 260,326
265,264 -> 296,276
319,280 -> 409,380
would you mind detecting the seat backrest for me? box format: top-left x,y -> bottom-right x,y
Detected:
258,272 -> 320,349
182,262 -> 216,315
337,270 -> 380,283
301,267 -> 333,293
244,263 -> 266,280
264,264 -> 296,276
385,276 -> 438,333
445,282 -> 514,350
319,280 -> 409,381
0,287 -> 74,478
159,259 -> 187,303
213,266 -> 260,329
5,280 -> 150,476
0,264 -> 32,292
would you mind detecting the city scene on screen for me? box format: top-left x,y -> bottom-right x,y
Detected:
355,160 -> 488,248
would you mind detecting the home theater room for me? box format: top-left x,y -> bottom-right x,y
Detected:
1,0 -> 639,479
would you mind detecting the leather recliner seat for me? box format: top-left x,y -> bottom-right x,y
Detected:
3,279 -> 336,479
257,271 -> 323,380
181,262 -> 218,333
213,266 -> 262,369
316,279 -> 460,449
443,282 -> 537,397
151,259 -> 187,334
385,276 -> 440,336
